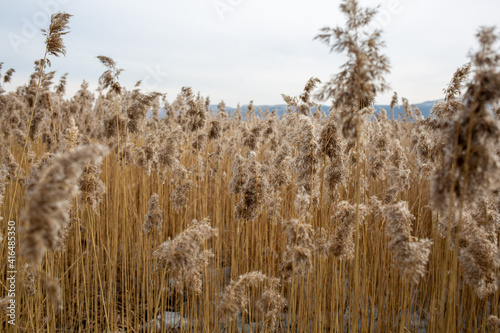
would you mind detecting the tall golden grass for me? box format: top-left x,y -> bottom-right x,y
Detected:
1,1 -> 500,332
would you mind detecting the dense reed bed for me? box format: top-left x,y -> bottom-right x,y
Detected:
1,1 -> 500,332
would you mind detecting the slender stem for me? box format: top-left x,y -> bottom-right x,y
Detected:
352,118 -> 362,332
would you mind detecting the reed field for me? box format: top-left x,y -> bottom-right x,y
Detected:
1,1 -> 500,332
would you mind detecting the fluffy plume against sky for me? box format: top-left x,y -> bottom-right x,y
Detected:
1,0 -> 499,106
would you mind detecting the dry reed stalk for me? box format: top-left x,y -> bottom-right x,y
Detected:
432,27 -> 500,218
7,12 -> 72,225
431,28 -> 500,331
20,144 -> 107,312
315,2 -> 391,328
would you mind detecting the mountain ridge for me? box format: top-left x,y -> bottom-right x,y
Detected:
205,100 -> 439,119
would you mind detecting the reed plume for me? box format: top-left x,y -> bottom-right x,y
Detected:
300,77 -> 321,106
104,112 -> 127,140
459,216 -> 500,298
19,13 -> 72,201
181,87 -> 206,132
24,152 -> 54,193
127,92 -> 163,135
153,218 -> 218,294
54,73 -> 68,95
256,277 -> 286,332
40,271 -> 62,310
3,67 -> 15,84
431,27 -> 500,216
280,218 -> 315,281
294,186 -> 312,219
242,123 -> 263,151
169,160 -> 193,213
382,201 -> 432,283
411,120 -> 439,178
217,271 -> 267,326
325,201 -> 369,261
134,134 -> 158,175
96,56 -> 123,96
314,0 -> 390,136
58,117 -> 79,152
234,152 -> 270,221
366,120 -> 390,181
229,154 -> 246,195
268,143 -> 292,191
157,130 -> 182,170
456,197 -> 500,298
390,92 -> 398,119
78,158 -> 106,213
488,316 -> 500,330
0,66 -> 15,95
22,144 -> 109,267
42,12 -> 72,57
291,114 -> 319,195
143,193 -> 163,234
208,119 -> 221,140
20,263 -> 38,297
444,63 -> 471,103
2,146 -> 24,182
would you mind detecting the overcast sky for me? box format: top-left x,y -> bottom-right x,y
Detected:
1,0 -> 499,106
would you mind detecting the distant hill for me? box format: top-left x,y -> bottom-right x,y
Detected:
205,100 -> 438,119
159,100 -> 439,119
373,100 -> 437,119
